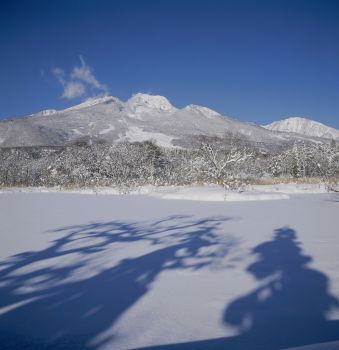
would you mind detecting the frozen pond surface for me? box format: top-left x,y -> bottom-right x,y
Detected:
0,191 -> 339,349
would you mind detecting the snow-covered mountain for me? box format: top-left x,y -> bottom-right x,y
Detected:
0,94 -> 337,148
264,117 -> 339,141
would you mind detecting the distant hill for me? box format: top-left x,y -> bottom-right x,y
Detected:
264,116 -> 339,141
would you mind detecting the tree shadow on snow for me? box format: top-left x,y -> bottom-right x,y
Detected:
0,215 -> 236,349
140,227 -> 339,350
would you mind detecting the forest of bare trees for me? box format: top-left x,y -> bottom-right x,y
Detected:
0,140 -> 338,191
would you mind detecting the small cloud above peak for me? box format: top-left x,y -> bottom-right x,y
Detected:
62,81 -> 86,99
71,56 -> 107,92
52,67 -> 66,85
52,56 -> 108,100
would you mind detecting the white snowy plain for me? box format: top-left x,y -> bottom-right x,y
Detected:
0,187 -> 339,350
0,183 -> 329,201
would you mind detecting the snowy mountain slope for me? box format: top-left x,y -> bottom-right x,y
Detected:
0,94 -> 335,148
0,117 -> 68,147
264,116 -> 339,141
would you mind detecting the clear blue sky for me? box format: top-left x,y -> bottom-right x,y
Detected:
0,0 -> 339,128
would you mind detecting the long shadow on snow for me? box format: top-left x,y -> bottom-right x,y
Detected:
139,227 -> 339,350
0,215 -> 236,349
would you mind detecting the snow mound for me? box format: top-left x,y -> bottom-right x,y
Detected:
250,183 -> 327,194
146,185 -> 289,202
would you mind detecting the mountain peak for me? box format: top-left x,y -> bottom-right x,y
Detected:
264,116 -> 339,140
126,93 -> 175,112
64,95 -> 120,111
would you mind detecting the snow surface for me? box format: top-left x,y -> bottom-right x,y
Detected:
0,184 -> 329,201
123,126 -> 176,148
72,128 -> 83,135
65,96 -> 120,111
0,189 -> 339,349
99,124 -> 115,135
183,105 -> 221,119
144,185 -> 290,201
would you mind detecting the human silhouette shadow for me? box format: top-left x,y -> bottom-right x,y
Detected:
139,227 -> 339,350
223,227 -> 339,349
0,215 -> 236,350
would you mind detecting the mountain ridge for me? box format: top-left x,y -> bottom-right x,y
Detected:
0,94 -> 338,148
264,116 -> 339,140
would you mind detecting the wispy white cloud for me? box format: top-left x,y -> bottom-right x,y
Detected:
62,81 -> 86,99
52,57 -> 108,100
71,56 -> 107,91
52,67 -> 66,85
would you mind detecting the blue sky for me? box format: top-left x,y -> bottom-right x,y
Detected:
0,0 -> 339,128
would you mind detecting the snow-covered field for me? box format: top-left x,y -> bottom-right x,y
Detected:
0,183 -> 329,201
0,188 -> 339,349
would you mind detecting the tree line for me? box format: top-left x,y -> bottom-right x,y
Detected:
0,140 -> 338,190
